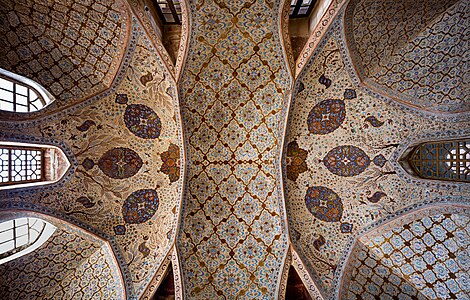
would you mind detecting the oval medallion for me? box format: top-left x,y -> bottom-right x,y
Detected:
122,189 -> 159,224
307,99 -> 345,135
305,186 -> 343,222
124,104 -> 162,139
323,145 -> 370,177
98,147 -> 143,179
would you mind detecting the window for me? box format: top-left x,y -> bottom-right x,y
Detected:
0,217 -> 56,265
152,0 -> 182,24
408,139 -> 469,182
0,146 -> 44,185
0,68 -> 53,113
0,142 -> 71,190
290,0 -> 317,18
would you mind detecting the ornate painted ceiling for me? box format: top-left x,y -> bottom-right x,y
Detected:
0,0 -> 468,299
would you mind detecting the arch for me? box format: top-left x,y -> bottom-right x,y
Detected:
0,209 -> 128,299
337,203 -> 470,299
343,0 -> 469,115
0,217 -> 56,265
404,139 -> 469,183
0,68 -> 54,113
390,128 -> 470,193
0,141 -> 71,191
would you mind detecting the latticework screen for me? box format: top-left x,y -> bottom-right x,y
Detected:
0,147 -> 43,185
408,139 -> 469,182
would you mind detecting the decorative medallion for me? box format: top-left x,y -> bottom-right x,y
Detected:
114,225 -> 126,235
97,147 -> 143,179
124,104 -> 162,139
323,145 -> 370,177
160,143 -> 180,183
286,141 -> 308,181
307,99 -> 346,135
115,93 -> 129,104
122,189 -> 159,224
307,88 -> 357,135
305,186 -> 343,222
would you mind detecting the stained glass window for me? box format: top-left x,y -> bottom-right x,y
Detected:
290,0 -> 317,18
0,69 -> 52,113
0,146 -> 43,185
408,139 -> 469,182
0,217 -> 56,265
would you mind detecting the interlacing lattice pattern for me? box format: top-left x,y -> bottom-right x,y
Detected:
347,0 -> 469,113
408,139 -> 470,182
0,228 -> 124,299
0,146 -> 43,184
0,0 -> 128,106
178,0 -> 290,297
343,213 -> 470,299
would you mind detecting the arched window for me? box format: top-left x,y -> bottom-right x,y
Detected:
407,139 -> 469,182
0,217 -> 56,265
0,68 -> 53,113
0,142 -> 70,190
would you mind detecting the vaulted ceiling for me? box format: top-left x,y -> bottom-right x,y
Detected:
0,0 -> 468,299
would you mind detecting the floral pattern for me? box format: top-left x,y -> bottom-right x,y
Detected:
160,143 -> 180,183
307,99 -> 346,135
97,147 -> 143,179
124,104 -> 162,139
305,186 -> 343,222
286,141 -> 308,181
122,189 -> 160,224
323,145 -> 371,177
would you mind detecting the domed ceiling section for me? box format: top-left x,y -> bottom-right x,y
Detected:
284,10 -> 469,298
0,0 -> 130,116
344,0 -> 469,114
0,18 -> 184,298
177,0 -> 291,298
0,220 -> 125,299
340,205 -> 469,300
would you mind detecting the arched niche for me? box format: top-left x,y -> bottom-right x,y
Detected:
0,210 -> 127,299
338,204 -> 470,300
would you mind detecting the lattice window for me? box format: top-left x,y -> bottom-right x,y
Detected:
152,0 -> 182,24
408,139 -> 469,182
0,71 -> 51,113
0,146 -> 44,186
0,217 -> 56,264
290,0 -> 317,18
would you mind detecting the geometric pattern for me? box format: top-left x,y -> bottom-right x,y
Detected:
285,28 -> 469,296
0,227 -> 124,299
341,212 -> 470,299
3,22 -> 184,298
0,0 -> 129,113
346,0 -> 469,113
0,0 -> 468,299
177,0 -> 289,297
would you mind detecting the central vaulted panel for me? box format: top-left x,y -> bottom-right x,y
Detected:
178,0 -> 290,297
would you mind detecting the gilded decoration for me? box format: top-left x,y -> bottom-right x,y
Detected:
0,0 -> 468,299
177,0 -> 291,297
0,0 -> 130,119
284,22 -> 469,296
0,21 -> 183,298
